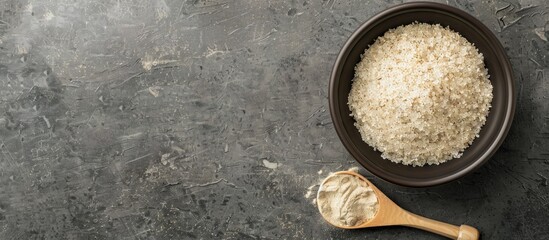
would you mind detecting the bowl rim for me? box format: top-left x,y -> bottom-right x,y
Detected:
329,1 -> 516,187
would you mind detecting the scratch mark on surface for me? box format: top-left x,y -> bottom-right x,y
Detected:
496,3 -> 512,14
183,178 -> 223,189
141,58 -> 178,71
135,229 -> 151,237
243,22 -> 254,30
223,179 -> 246,191
199,31 -> 203,49
41,116 -> 51,129
120,219 -> 142,240
111,72 -> 145,89
529,58 -> 542,67
516,5 -> 539,15
163,181 -> 181,187
121,146 -> 136,155
118,132 -> 143,141
197,1 -> 230,9
253,28 -> 277,42
0,140 -> 16,163
126,153 -> 152,164
215,11 -> 249,25
330,0 -> 337,9
186,10 -> 222,19
228,28 -> 240,36
86,109 -> 98,126
0,19 -> 10,26
205,44 -> 229,57
534,28 -> 547,41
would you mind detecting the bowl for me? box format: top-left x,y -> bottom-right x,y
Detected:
329,2 -> 515,187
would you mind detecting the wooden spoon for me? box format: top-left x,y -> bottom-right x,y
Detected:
317,171 -> 479,240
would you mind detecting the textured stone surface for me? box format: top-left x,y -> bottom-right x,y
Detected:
0,0 -> 547,239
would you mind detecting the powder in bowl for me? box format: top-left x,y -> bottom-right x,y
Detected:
317,174 -> 379,227
348,22 -> 493,166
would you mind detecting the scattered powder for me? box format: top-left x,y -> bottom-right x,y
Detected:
43,11 -> 55,21
317,174 -> 379,227
262,159 -> 279,169
160,153 -> 177,170
348,23 -> 493,166
304,185 -> 316,199
160,153 -> 171,165
148,86 -> 161,97
154,0 -> 170,21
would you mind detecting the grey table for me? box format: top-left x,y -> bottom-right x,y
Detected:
0,0 -> 547,239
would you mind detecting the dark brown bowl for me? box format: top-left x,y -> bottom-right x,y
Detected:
329,2 -> 515,187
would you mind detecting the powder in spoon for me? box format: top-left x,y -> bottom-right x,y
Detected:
317,174 -> 379,227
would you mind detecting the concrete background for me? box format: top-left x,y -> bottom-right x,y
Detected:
0,0 -> 547,239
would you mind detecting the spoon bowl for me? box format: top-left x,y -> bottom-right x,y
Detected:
317,171 -> 479,240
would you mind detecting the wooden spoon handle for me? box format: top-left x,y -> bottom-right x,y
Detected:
402,211 -> 479,240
